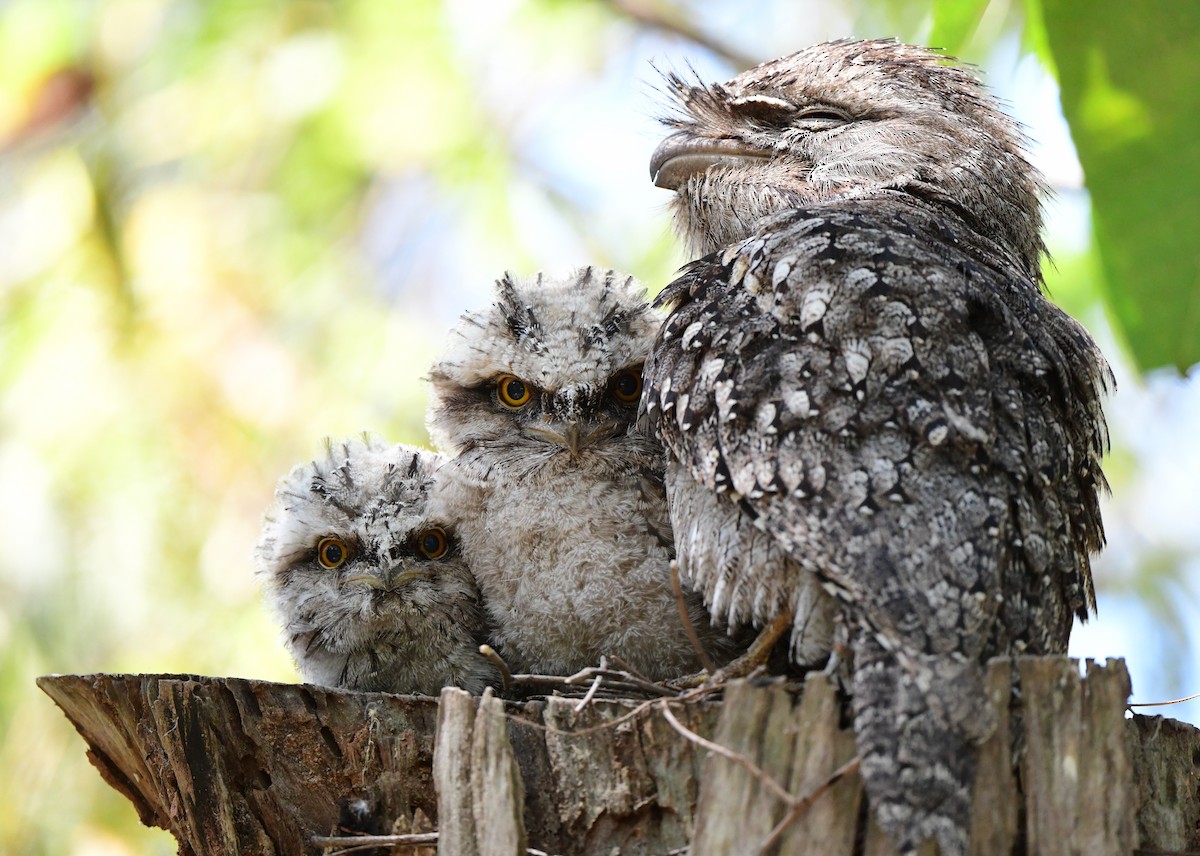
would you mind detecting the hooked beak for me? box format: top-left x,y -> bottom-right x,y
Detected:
343,567 -> 430,593
563,422 -> 581,455
650,132 -> 772,189
523,420 -> 622,457
523,422 -> 580,455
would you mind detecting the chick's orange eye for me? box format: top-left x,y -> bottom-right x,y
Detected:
609,367 -> 643,404
416,527 -> 449,559
496,374 -> 533,408
317,537 -> 350,569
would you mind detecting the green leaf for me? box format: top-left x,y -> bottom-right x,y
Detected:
1039,0 -> 1200,371
928,0 -> 991,56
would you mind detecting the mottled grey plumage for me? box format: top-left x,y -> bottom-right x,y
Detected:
256,436 -> 494,695
646,40 -> 1110,854
428,268 -> 740,681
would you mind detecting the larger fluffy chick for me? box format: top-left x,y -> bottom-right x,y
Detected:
428,268 -> 739,681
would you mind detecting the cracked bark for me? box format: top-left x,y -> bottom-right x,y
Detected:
37,657 -> 1200,855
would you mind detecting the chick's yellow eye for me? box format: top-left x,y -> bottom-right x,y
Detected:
496,374 -> 533,408
416,527 -> 449,559
609,367 -> 644,404
317,537 -> 351,569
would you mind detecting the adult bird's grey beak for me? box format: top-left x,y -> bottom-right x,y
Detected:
650,132 -> 771,189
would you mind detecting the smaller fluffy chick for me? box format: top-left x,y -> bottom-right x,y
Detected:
256,435 -> 494,695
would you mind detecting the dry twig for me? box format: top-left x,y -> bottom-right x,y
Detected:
755,756 -> 861,854
479,644 -> 513,691
1128,690 -> 1200,708
504,682 -> 723,740
312,831 -> 438,851
602,0 -> 756,69
574,659 -> 607,712
608,654 -> 656,684
658,699 -> 795,806
671,560 -> 717,675
658,696 -> 861,856
572,666 -> 679,698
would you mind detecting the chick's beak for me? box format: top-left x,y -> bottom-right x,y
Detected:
523,421 -> 585,456
522,419 -> 626,459
563,422 -> 581,455
384,567 -> 431,591
343,567 -> 430,592
342,572 -> 385,590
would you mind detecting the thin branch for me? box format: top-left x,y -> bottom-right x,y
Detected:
755,756 -> 862,855
1128,690 -> 1200,708
574,662 -> 606,712
479,644 -> 513,691
312,831 -> 438,849
672,560 -> 717,675
508,672 -> 635,697
571,666 -> 679,698
507,692 -> 664,738
504,683 -> 723,739
510,663 -> 678,699
603,0 -> 757,70
664,693 -> 861,855
608,654 -> 656,685
658,699 -> 796,807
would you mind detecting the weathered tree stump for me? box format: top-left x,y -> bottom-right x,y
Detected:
37,657 -> 1200,855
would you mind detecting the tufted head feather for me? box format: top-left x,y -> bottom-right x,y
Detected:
259,435 -> 441,562
651,38 -> 1045,275
255,435 -> 470,659
427,268 -> 663,465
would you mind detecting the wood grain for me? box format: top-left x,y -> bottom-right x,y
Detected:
36,658 -> 1196,855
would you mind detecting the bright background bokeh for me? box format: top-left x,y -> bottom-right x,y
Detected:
0,1 -> 1195,852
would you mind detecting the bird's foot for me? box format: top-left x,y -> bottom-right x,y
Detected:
668,609 -> 794,690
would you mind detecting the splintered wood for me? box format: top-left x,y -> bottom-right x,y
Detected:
689,675 -> 860,855
37,658 -> 1200,855
36,674 -> 441,855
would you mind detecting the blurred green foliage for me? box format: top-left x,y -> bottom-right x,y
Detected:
1041,0 -> 1200,371
0,0 -> 1194,853
0,2 -> 524,851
